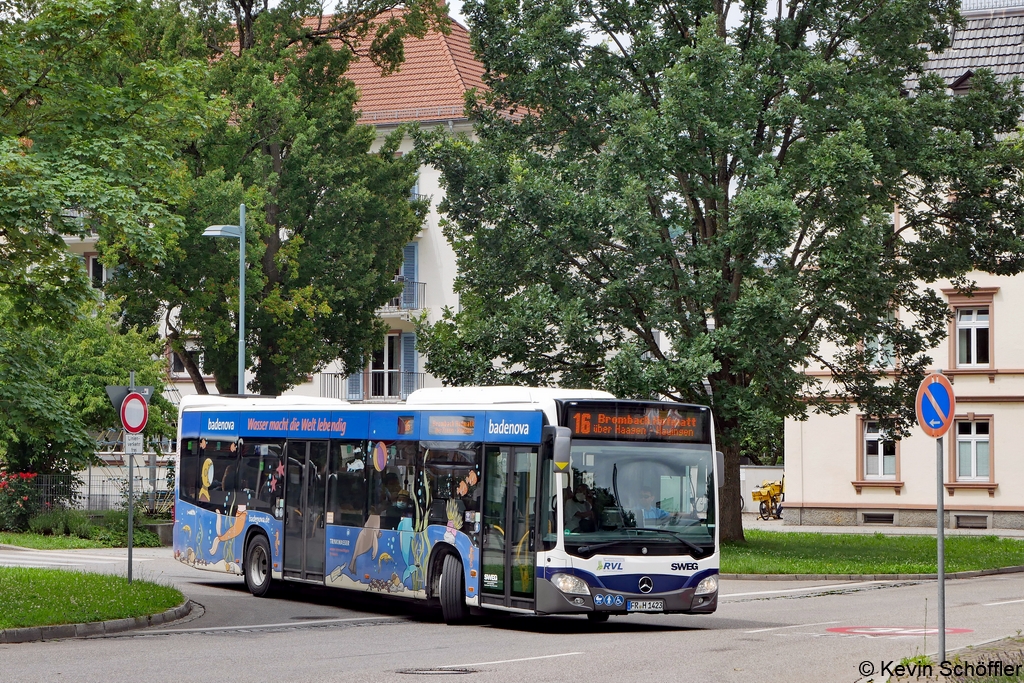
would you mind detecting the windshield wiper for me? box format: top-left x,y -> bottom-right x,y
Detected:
631,528 -> 707,556
576,541 -> 623,555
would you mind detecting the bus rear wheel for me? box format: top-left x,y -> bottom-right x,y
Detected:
439,553 -> 468,624
245,534 -> 272,597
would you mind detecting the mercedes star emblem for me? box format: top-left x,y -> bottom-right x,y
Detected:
638,576 -> 653,593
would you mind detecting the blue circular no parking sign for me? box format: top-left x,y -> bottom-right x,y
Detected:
915,373 -> 955,438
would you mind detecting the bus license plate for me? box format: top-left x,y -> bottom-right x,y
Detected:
626,600 -> 664,612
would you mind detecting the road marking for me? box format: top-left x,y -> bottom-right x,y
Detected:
722,581 -> 885,598
0,551 -> 151,562
745,620 -> 840,633
139,615 -> 398,635
440,652 -> 584,669
983,598 -> 1024,606
0,558 -> 122,567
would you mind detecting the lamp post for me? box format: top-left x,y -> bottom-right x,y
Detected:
203,203 -> 246,395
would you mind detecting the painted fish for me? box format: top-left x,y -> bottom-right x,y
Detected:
377,552 -> 393,570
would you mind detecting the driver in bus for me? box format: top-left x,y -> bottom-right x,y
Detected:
640,487 -> 669,524
564,483 -> 596,533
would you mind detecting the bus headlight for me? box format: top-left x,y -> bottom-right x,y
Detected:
550,573 -> 591,596
694,575 -> 718,596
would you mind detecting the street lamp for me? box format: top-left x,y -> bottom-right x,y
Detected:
203,203 -> 246,395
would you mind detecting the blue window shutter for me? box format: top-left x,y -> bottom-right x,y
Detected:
402,242 -> 417,308
347,372 -> 363,401
401,333 -> 417,397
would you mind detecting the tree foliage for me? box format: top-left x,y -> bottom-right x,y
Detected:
0,299 -> 173,473
415,0 -> 1024,540
0,0 -> 213,326
109,0 -> 440,395
0,0 -> 213,471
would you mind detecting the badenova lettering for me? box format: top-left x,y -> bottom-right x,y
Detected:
488,419 -> 530,435
207,418 -> 235,430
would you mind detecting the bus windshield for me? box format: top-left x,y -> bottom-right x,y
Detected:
558,440 -> 715,558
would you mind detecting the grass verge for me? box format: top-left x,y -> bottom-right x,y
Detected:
0,532 -> 105,550
721,530 -> 1024,574
0,567 -> 183,630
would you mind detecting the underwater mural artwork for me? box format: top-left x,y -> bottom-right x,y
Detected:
174,501 -> 282,576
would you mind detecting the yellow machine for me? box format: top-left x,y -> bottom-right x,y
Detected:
751,477 -> 784,520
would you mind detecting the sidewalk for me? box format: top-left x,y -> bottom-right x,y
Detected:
742,514 -> 1024,539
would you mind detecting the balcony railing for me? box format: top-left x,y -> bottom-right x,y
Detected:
321,371 -> 426,402
379,280 -> 425,313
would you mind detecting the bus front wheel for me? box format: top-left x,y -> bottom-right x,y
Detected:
245,534 -> 272,597
439,553 -> 468,624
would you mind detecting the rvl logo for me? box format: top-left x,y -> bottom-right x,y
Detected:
597,561 -> 623,571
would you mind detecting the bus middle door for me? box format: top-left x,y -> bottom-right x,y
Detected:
283,440 -> 329,582
482,445 -> 539,609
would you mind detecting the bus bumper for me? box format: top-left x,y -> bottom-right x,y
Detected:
535,578 -> 718,615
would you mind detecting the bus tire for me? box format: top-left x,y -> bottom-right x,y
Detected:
439,553 -> 468,624
587,612 -> 610,623
245,533 -> 272,597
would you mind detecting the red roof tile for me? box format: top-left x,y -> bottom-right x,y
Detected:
345,13 -> 487,125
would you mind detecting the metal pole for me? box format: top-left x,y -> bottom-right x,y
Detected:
128,371 -> 134,584
937,435 -> 945,661
238,203 -> 246,396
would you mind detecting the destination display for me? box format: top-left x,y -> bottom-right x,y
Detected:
564,402 -> 710,443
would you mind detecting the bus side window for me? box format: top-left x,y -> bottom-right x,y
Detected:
178,437 -> 199,504
200,439 -> 239,513
368,441 -> 416,529
328,441 -> 368,526
420,441 -> 481,529
239,440 -> 284,515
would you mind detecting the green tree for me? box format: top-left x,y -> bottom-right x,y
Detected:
110,0 -> 442,395
0,299 -> 172,473
0,0 -> 214,325
415,0 -> 1024,540
0,0 -> 215,472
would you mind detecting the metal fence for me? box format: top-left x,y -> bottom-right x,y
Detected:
320,370 -> 426,401
33,466 -> 173,513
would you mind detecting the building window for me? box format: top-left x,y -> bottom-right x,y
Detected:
956,420 -> 990,481
88,255 -> 105,289
956,308 -> 990,367
865,312 -> 897,368
864,421 -> 896,479
944,287 -> 998,370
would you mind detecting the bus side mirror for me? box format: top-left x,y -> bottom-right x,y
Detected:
544,425 -> 572,471
715,451 -> 725,488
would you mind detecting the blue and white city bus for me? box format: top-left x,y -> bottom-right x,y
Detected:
173,387 -> 722,623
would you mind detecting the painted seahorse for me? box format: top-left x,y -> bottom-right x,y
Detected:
198,458 -> 213,502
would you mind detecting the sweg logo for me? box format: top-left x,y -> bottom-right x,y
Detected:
488,419 -> 530,435
207,418 -> 235,430
671,562 -> 699,571
596,561 -> 623,571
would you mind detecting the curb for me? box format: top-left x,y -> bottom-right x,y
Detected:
720,565 -> 1024,581
0,599 -> 192,644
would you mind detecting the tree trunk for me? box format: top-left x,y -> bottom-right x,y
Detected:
166,330 -> 208,395
719,442 -> 745,542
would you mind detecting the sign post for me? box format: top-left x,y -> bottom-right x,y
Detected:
119,373 -> 149,584
915,372 -> 955,662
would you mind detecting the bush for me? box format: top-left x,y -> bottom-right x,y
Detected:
92,510 -> 161,548
27,508 -> 93,539
0,471 -> 40,532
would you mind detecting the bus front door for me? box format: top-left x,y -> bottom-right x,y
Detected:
283,440 -> 329,582
482,445 -> 539,609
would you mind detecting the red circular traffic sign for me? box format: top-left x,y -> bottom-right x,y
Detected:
915,372 -> 956,438
120,392 -> 149,434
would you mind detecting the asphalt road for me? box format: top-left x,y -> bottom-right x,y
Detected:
1,546 -> 1022,683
